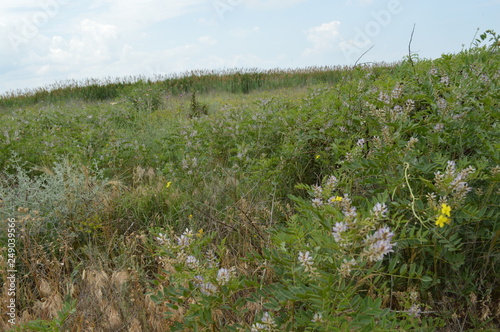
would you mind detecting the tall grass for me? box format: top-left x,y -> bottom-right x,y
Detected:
0,30 -> 499,331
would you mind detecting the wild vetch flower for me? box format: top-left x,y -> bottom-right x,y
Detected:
433,123 -> 444,132
194,275 -> 218,296
378,91 -> 391,104
311,198 -> 323,208
324,175 -> 338,192
440,75 -> 450,85
312,312 -> 323,323
405,99 -> 415,111
206,249 -> 219,268
312,184 -> 323,198
339,258 -> 356,277
155,233 -> 170,245
429,68 -> 438,76
200,281 -> 218,296
363,227 -> 395,262
405,137 -> 419,150
437,98 -> 447,111
393,105 -> 403,115
408,304 -> 422,318
216,267 -> 235,286
298,251 -> 315,273
341,195 -> 357,220
176,234 -> 191,247
391,83 -> 403,99
251,312 -> 276,332
332,222 -> 348,244
356,138 -> 366,147
371,202 -> 388,219
372,226 -> 395,242
186,255 -> 199,269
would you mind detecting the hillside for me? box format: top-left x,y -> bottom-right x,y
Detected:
0,31 -> 499,331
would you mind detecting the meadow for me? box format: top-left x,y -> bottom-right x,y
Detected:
0,30 -> 499,331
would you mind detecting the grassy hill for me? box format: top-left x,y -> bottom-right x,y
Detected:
0,31 -> 499,331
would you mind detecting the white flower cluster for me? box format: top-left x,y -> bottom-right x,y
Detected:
155,228 -> 236,296
331,222 -> 349,246
310,176 -> 340,207
298,251 -> 315,274
434,160 -> 475,204
371,202 -> 388,219
363,226 -> 395,262
251,312 -> 276,332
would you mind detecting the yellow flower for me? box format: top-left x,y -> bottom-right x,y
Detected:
315,154 -> 320,159
435,214 -> 451,228
166,181 -> 172,188
440,203 -> 451,217
196,229 -> 204,238
329,196 -> 343,203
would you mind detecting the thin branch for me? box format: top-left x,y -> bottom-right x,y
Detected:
354,45 -> 375,67
408,24 -> 416,75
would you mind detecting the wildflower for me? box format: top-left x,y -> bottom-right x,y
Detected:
408,304 -> 422,318
324,175 -> 338,191
405,99 -> 415,111
312,312 -> 323,323
332,222 -> 349,244
200,282 -> 218,296
391,83 -> 403,99
312,185 -> 323,199
155,233 -> 170,245
206,249 -> 219,268
196,228 -> 204,237
315,154 -> 320,159
405,137 -> 419,150
440,75 -> 450,86
371,202 -> 388,219
356,138 -> 366,147
433,123 -> 444,132
363,227 -> 396,262
176,228 -> 193,247
298,251 -> 315,273
339,258 -> 356,277
435,214 -> 451,228
437,98 -> 447,111
186,255 -> 199,269
166,181 -> 172,188
440,203 -> 451,217
311,198 -> 323,208
216,267 -> 235,286
328,196 -> 343,204
251,312 -> 276,331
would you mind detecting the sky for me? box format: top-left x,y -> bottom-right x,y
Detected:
0,0 -> 499,95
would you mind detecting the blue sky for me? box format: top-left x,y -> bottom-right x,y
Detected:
0,0 -> 499,95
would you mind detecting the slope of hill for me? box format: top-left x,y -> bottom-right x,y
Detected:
0,31 -> 499,331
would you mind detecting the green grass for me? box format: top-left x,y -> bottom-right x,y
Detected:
0,30 -> 499,331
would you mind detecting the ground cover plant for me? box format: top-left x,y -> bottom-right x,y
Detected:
0,30 -> 499,331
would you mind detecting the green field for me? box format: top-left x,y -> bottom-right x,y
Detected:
1,31 -> 499,331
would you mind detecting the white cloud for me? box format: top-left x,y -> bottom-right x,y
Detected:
198,35 -> 217,45
229,26 -> 260,38
94,0 -> 205,30
304,21 -> 342,56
